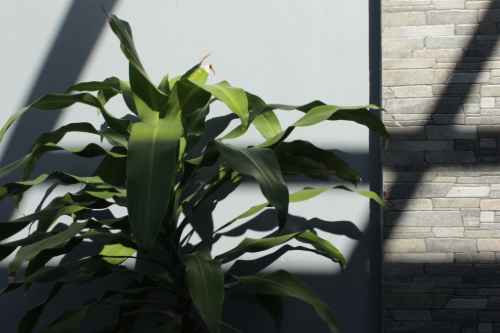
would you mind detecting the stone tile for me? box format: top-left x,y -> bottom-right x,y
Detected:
384,239 -> 427,253
478,125 -> 500,138
382,0 -> 432,6
484,86 -> 500,97
491,191 -> 500,198
426,238 -> 478,252
414,276 -> 462,284
383,50 -> 413,59
456,253 -> 480,263
481,176 -> 500,184
383,25 -> 455,37
433,0 -> 465,9
478,239 -> 500,252
433,227 -> 465,238
385,227 -> 432,233
466,117 -> 500,125
433,83 -> 480,95
463,94 -> 481,104
391,85 -> 433,97
391,309 -> 432,321
384,172 -> 436,183
387,126 -> 427,140
458,177 -> 481,183
427,125 -> 477,139
480,223 -> 500,229
384,69 -> 455,86
383,37 -> 425,51
425,36 -> 476,49
481,199 -> 500,210
478,9 -> 500,22
433,62 -> 458,69
426,10 -> 478,24
431,309 -> 478,320
384,294 -> 453,309
384,321 -> 460,332
481,212 -> 495,223
413,49 -> 463,58
384,253 -> 454,263
383,5 -> 435,12
433,198 -> 480,208
385,183 -> 453,198
462,208 -> 480,218
482,98 -> 496,108
433,176 -> 458,183
426,151 -> 476,164
383,263 -> 424,275
466,1 -> 492,9
446,298 -> 488,309
465,104 -> 481,114
386,211 -> 463,227
383,12 -> 427,26
391,199 -> 433,210
447,187 -> 490,197
455,24 -> 478,35
484,62 -> 500,70
384,283 -> 435,294
479,252 -> 497,263
479,323 -> 493,333
447,71 -> 490,84
387,140 -> 454,152
481,109 -> 500,116
383,152 -> 425,165
385,232 -> 435,239
466,230 -> 500,238
464,217 -> 480,227
480,138 -> 497,149
425,263 -> 475,275
433,114 -> 465,124
479,311 -> 500,322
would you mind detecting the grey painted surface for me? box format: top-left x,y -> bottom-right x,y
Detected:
0,1 -> 380,332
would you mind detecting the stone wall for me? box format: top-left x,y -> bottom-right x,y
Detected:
381,0 -> 500,332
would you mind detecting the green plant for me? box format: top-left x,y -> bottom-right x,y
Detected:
0,9 -> 393,333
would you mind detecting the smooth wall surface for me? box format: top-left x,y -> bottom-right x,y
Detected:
0,1 -> 380,332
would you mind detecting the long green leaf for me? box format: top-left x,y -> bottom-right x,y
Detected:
274,141 -> 359,180
233,270 -> 340,333
65,77 -> 121,94
181,248 -> 224,333
127,120 -> 182,255
255,293 -> 282,330
189,80 -> 249,129
0,143 -> 126,180
18,257 -> 92,284
104,10 -> 168,111
214,140 -> 289,233
8,222 -> 88,276
0,94 -> 132,144
18,282 -> 65,333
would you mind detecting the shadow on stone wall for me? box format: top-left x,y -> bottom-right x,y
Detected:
382,0 -> 500,332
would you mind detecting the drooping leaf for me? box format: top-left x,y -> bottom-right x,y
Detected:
18,257 -> 92,284
18,282 -> 64,333
189,81 -> 249,130
8,221 -> 88,276
255,293 -> 282,330
274,140 -> 359,180
233,270 -> 340,333
127,120 -> 182,255
214,140 -> 289,233
181,248 -> 224,333
0,93 -> 132,143
65,77 -> 121,95
104,10 -> 168,111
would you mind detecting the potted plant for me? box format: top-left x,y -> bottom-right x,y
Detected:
0,8 -> 393,333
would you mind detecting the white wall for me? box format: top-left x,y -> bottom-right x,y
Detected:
0,1 -> 380,332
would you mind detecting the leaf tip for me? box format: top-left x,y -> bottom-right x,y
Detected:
200,53 -> 211,64
24,283 -> 32,297
100,4 -> 110,21
7,271 -> 16,284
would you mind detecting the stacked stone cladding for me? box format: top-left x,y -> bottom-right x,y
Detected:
382,0 -> 500,331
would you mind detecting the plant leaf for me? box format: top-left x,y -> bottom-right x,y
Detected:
233,270 -> 340,333
189,81 -> 249,130
8,222 -> 88,276
127,120 -> 182,255
274,140 -> 359,180
181,248 -> 224,333
214,140 -> 289,233
255,293 -> 282,330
